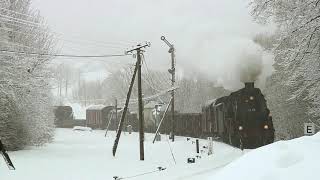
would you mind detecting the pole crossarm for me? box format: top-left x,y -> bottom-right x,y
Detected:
125,42 -> 150,54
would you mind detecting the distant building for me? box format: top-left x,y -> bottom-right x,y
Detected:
86,105 -> 113,129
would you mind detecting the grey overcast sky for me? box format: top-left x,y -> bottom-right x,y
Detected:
31,0 -> 273,88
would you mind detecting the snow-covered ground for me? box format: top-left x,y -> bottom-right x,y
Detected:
0,128 -> 242,180
0,128 -> 319,180
203,133 -> 320,180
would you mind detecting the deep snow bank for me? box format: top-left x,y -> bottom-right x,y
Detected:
206,133 -> 320,180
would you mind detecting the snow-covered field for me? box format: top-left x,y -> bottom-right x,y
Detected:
0,128 -> 319,180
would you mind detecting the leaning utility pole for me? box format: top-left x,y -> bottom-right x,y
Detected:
115,98 -> 118,122
161,36 -> 176,142
112,42 -> 150,160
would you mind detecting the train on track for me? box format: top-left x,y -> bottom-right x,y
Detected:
54,82 -> 275,149
156,82 -> 275,149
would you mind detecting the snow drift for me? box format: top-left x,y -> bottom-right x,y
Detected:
205,133 -> 320,180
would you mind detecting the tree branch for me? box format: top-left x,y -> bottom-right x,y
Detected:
292,15 -> 320,33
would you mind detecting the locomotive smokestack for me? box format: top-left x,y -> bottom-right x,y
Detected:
244,82 -> 254,89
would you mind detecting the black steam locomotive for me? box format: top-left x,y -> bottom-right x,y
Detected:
202,82 -> 274,149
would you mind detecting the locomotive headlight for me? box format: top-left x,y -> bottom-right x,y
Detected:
238,126 -> 243,131
264,125 -> 269,129
249,96 -> 254,100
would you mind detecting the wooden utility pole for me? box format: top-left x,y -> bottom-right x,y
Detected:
137,49 -> 144,160
115,98 -> 118,122
112,60 -> 139,156
112,42 -> 150,159
161,36 -> 176,142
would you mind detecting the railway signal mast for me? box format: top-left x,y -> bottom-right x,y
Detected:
161,36 -> 176,142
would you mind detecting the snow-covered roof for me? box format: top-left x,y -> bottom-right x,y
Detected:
204,99 -> 217,107
65,103 -> 86,120
144,101 -> 162,109
86,104 -> 106,110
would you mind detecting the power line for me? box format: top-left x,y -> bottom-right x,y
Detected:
0,27 -> 127,54
0,16 -> 43,29
141,54 -> 171,88
0,13 -> 135,48
141,61 -> 162,93
0,19 -> 132,50
114,167 -> 166,180
0,8 -> 128,48
0,7 -> 136,46
165,134 -> 176,164
0,49 -> 128,58
0,13 -> 42,27
59,37 -> 127,50
0,7 -> 34,18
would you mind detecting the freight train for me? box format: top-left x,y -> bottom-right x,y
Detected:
53,82 -> 274,149
157,82 -> 275,149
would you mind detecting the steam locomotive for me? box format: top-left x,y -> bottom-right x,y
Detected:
115,82 -> 275,149
202,82 -> 274,149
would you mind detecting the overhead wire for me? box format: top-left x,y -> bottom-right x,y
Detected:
0,14 -> 128,57
0,13 -> 133,47
141,53 -> 171,88
141,54 -> 171,89
0,11 -> 134,48
0,28 -> 127,59
141,53 -> 174,103
115,167 -> 166,180
0,7 -> 35,18
0,16 -> 44,29
0,23 -> 130,56
141,60 -> 162,93
0,13 -> 42,27
0,49 -> 128,58
165,133 -> 177,164
0,26 -> 124,49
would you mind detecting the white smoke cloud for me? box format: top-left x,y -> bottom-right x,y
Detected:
177,38 -> 274,90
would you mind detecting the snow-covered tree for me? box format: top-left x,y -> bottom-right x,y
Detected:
0,0 -> 56,149
253,32 -> 314,139
250,1 -> 320,129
